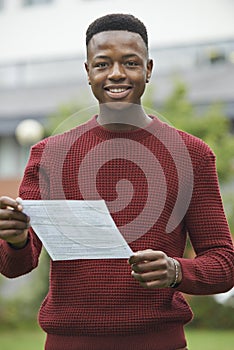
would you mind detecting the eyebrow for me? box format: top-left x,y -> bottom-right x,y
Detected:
93,55 -> 110,60
93,54 -> 140,60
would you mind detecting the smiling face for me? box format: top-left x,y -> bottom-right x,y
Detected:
85,30 -> 153,107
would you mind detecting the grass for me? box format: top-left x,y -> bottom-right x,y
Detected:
0,327 -> 46,350
185,328 -> 234,350
0,328 -> 233,349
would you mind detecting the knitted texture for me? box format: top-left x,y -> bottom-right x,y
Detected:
1,116 -> 233,350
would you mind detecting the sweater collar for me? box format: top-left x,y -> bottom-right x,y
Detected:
89,115 -> 162,141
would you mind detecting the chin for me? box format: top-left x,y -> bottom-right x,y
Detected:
101,101 -> 139,111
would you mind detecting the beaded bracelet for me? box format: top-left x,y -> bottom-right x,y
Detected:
168,257 -> 180,288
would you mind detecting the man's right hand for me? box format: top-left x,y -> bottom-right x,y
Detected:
0,196 -> 30,248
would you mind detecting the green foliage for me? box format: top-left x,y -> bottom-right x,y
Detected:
0,249 -> 49,329
45,96 -> 97,136
188,295 -> 234,329
222,190 -> 234,235
153,79 -> 234,183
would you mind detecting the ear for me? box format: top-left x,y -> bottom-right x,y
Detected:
84,62 -> 91,85
146,59 -> 153,83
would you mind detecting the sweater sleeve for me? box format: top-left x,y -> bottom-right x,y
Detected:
176,150 -> 234,295
0,141 -> 49,278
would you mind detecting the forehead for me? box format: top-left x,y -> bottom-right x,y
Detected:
87,30 -> 148,58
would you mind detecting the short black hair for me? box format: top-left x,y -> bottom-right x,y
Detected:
86,13 -> 148,51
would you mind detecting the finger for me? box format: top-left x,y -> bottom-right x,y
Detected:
0,196 -> 22,211
0,209 -> 30,223
0,219 -> 30,231
131,259 -> 167,273
16,197 -> 23,212
129,250 -> 165,265
0,227 -> 28,239
138,279 -> 169,289
131,269 -> 168,283
132,270 -> 169,289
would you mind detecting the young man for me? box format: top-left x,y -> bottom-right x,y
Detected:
0,13 -> 233,350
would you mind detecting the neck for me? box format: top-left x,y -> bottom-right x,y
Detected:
97,103 -> 152,131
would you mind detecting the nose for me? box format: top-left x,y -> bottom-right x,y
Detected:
108,62 -> 126,81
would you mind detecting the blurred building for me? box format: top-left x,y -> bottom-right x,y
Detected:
0,0 -> 234,196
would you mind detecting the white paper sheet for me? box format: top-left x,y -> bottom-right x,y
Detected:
21,200 -> 133,261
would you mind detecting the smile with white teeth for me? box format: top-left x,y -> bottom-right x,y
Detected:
104,86 -> 131,100
109,88 -> 128,93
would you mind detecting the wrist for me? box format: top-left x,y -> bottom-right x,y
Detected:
168,258 -> 182,288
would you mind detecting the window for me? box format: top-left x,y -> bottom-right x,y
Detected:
0,0 -> 4,11
23,0 -> 54,6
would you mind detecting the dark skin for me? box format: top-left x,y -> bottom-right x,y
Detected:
0,30 -> 182,288
128,250 -> 182,289
85,31 -> 153,131
0,196 -> 29,248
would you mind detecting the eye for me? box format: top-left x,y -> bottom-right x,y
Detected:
125,61 -> 139,67
95,62 -> 108,69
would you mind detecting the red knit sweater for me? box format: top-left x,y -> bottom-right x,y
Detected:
1,116 -> 233,350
